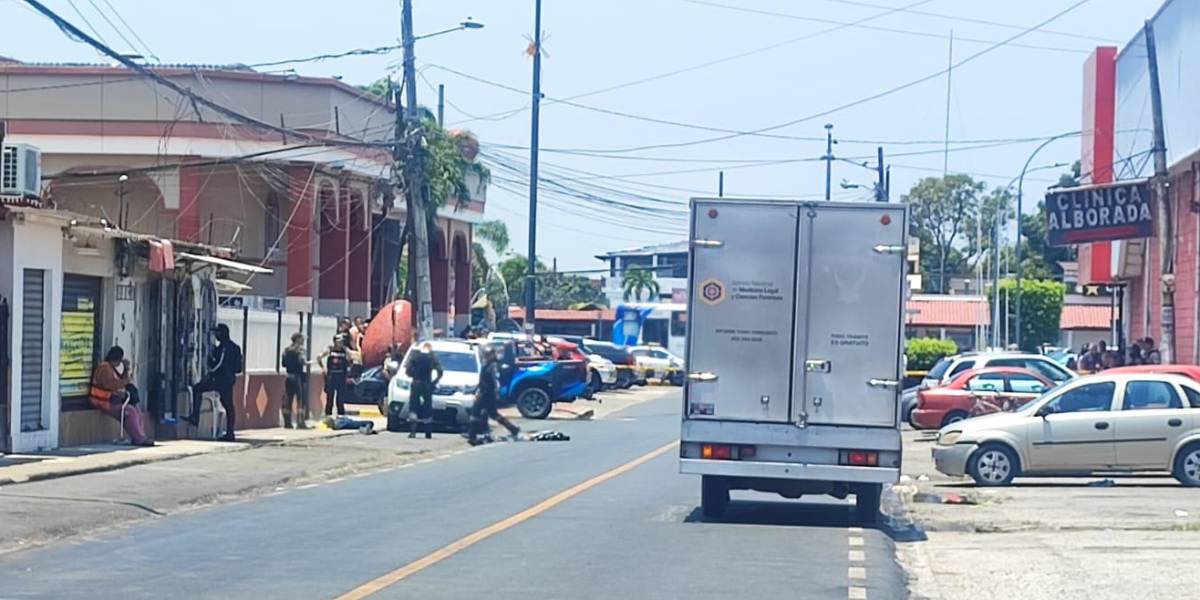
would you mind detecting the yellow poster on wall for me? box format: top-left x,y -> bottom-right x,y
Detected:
60,311 -> 96,397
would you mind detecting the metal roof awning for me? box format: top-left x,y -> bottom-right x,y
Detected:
214,278 -> 254,293
177,252 -> 272,274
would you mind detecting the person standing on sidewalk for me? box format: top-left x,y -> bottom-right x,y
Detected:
280,333 -> 309,429
403,342 -> 443,439
188,324 -> 243,441
319,336 -> 350,417
469,347 -> 519,445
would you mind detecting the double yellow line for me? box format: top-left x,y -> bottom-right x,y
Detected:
334,439 -> 680,600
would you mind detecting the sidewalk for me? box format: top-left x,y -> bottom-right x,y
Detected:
891,428 -> 1200,600
0,421 -> 374,486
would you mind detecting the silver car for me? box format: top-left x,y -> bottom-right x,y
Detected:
933,372 -> 1200,486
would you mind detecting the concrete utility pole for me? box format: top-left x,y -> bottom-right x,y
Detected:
400,0 -> 435,340
437,84 -> 445,127
524,0 -> 544,331
876,146 -> 886,202
1145,20 -> 1175,362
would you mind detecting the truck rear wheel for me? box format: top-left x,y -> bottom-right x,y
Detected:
516,386 -> 553,419
855,484 -> 882,525
701,476 -> 730,520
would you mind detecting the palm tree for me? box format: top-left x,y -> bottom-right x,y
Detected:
472,220 -> 512,312
622,265 -> 660,302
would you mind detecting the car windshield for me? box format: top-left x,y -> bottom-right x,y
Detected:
434,350 -> 478,373
926,357 -> 953,380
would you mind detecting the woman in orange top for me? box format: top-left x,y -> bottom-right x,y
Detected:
90,346 -> 152,446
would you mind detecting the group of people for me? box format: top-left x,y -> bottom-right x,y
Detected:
279,317 -> 371,429
1073,337 -> 1163,372
89,323 -> 245,445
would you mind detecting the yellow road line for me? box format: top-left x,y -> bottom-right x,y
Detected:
333,439 -> 680,600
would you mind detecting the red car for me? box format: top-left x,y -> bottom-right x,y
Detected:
912,367 -> 1056,430
1104,364 -> 1200,382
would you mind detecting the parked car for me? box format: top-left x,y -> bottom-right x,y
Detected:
923,352 -> 1075,389
901,386 -> 919,427
1105,364 -> 1200,382
912,367 -> 1056,430
629,345 -> 684,385
932,372 -> 1200,486
477,336 -> 590,419
585,353 -> 618,394
562,338 -> 645,389
386,340 -> 481,432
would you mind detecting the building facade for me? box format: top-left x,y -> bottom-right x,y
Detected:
596,241 -> 688,306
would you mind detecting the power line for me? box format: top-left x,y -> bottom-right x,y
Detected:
247,44 -> 402,69
446,0 -> 937,126
816,0 -> 1121,44
64,0 -> 107,44
685,0 -> 1091,54
537,0 -> 1095,154
23,0 -> 404,150
96,0 -> 158,61
85,0 -> 145,57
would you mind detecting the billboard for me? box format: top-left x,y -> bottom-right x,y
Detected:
1046,179 -> 1152,247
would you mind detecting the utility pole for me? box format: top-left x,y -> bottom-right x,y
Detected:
943,30 -> 953,175
718,171 -> 725,197
400,0 -> 435,341
524,0 -> 543,332
823,123 -> 834,201
437,84 -> 445,127
875,146 -> 886,202
1146,20 -> 1175,363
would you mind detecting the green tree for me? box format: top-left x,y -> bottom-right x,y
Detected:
1057,160 -> 1082,189
989,279 -> 1065,352
964,187 -> 1015,279
622,265 -> 660,302
905,175 -> 986,293
497,254 -> 606,310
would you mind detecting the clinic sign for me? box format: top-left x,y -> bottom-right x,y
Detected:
1045,179 -> 1152,247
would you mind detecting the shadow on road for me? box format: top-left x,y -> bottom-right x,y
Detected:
683,499 -> 855,528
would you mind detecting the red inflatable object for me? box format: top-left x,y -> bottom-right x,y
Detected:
361,300 -> 414,368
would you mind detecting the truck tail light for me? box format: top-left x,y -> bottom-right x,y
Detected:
840,450 -> 879,466
701,444 -> 755,460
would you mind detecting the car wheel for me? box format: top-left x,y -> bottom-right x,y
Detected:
701,476 -> 729,520
968,443 -> 1019,486
941,410 -> 969,428
906,406 -> 919,428
516,386 -> 553,420
854,483 -> 882,525
589,371 -> 603,395
1173,443 -> 1200,487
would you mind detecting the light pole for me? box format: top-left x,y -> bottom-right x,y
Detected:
1013,132 -> 1076,349
992,162 -> 1068,348
414,19 -> 484,41
823,124 -> 835,201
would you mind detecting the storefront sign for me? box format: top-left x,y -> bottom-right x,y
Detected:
1046,179 -> 1152,246
60,309 -> 96,397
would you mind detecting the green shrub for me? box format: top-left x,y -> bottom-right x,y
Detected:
906,338 -> 959,371
990,279 -> 1065,353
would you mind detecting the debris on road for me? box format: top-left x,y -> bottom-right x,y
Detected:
1087,478 -> 1116,487
527,430 -> 571,442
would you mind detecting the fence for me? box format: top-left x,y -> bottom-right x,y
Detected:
217,307 -> 339,374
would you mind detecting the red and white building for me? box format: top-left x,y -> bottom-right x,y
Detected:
1076,0 -> 1200,361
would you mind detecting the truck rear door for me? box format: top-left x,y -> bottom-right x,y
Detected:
687,200 -> 799,423
794,203 -> 906,427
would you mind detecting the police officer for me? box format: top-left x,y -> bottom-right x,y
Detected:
404,342 -> 443,439
470,346 -> 520,445
320,336 -> 350,417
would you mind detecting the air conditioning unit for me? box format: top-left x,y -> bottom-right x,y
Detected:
1,143 -> 42,198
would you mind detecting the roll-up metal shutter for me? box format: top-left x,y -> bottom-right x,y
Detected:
20,269 -> 45,431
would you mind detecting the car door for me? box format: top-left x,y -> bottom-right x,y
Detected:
1026,381 -> 1118,471
648,348 -> 674,377
965,372 -> 1006,415
1005,373 -> 1051,411
1112,379 -> 1187,469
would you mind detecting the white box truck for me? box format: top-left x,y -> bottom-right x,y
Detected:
680,198 -> 907,523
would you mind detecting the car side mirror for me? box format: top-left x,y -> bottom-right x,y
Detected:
1035,405 -> 1053,418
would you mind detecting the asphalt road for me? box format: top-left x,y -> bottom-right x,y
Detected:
0,392 -> 905,600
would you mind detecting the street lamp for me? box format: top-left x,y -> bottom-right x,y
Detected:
414,18 -> 485,41
1013,132 -> 1077,349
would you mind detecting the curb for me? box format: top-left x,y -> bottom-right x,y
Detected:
0,429 -> 360,487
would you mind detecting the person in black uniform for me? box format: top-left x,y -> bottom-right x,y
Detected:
403,342 -> 443,439
470,346 -> 520,445
320,336 -> 350,417
280,333 -> 308,428
188,324 -> 244,441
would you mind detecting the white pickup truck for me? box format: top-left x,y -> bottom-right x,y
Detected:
679,198 -> 908,523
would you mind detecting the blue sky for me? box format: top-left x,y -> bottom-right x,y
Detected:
1,0 -> 1164,269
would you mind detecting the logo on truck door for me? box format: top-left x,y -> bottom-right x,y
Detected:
699,278 -> 726,305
